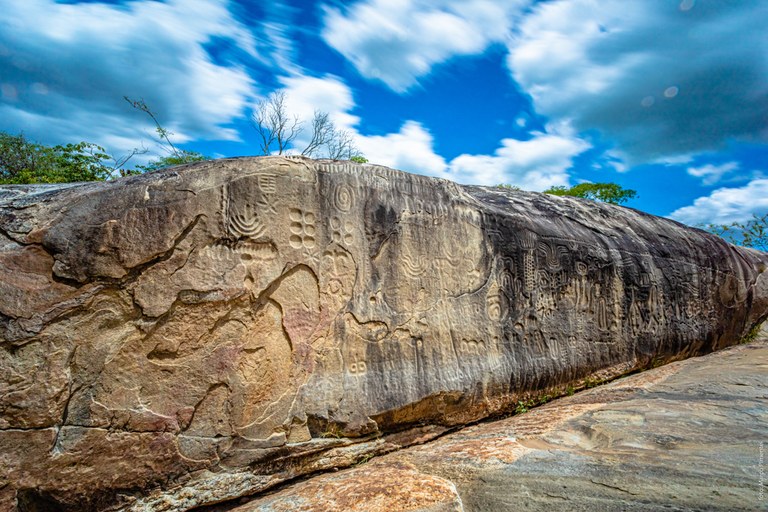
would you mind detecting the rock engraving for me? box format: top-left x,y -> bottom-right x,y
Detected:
0,156 -> 765,511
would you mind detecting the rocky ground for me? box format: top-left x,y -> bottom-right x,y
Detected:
217,326 -> 768,512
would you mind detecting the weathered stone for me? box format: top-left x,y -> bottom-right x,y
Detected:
230,332 -> 767,511
223,462 -> 464,512
0,156 -> 766,510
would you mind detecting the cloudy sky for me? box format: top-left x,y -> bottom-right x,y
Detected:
1,0 -> 766,225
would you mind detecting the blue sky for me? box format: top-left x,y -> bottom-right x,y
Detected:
1,0 -> 767,225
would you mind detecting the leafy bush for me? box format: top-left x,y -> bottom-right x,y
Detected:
0,132 -> 112,184
544,182 -> 637,205
135,151 -> 209,173
705,213 -> 767,252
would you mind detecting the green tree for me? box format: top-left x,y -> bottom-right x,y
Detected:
0,131 -> 113,184
544,182 -> 637,205
705,214 -> 767,252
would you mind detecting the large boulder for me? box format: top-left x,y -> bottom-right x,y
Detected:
227,332 -> 768,512
1,156 -> 766,511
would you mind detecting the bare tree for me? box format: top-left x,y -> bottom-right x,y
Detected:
112,143 -> 149,177
251,91 -> 365,161
252,91 -> 302,155
301,110 -> 333,157
326,128 -> 360,160
124,97 -> 209,172
124,96 -> 181,158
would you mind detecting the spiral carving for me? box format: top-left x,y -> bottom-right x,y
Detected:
333,184 -> 354,212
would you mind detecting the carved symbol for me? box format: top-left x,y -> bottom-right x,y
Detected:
321,248 -> 355,301
289,208 -> 316,249
538,242 -> 568,270
349,360 -> 367,375
535,292 -> 556,318
238,240 -> 278,262
229,202 -> 265,238
334,184 -> 354,212
519,230 -> 537,250
330,216 -> 354,246
258,174 -> 277,194
460,339 -> 486,355
402,251 -> 429,277
200,242 -> 237,263
486,283 -> 508,322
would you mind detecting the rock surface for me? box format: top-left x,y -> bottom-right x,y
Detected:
1,156 -> 766,511
220,329 -> 768,512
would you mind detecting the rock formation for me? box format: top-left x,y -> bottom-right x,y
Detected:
1,156 -> 766,511
224,330 -> 768,512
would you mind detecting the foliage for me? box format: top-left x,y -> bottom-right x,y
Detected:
705,213 -> 767,252
0,131 -> 113,184
740,321 -> 764,344
350,155 -> 368,164
583,375 -> 604,389
252,91 -> 365,160
544,182 -> 637,205
496,183 -> 521,190
136,151 -> 209,173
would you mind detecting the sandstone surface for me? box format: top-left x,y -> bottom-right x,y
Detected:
0,156 -> 766,510
223,329 -> 768,512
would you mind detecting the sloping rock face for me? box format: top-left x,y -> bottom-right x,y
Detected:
226,332 -> 768,512
1,156 -> 766,511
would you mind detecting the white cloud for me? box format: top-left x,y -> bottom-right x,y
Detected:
270,74 -> 588,189
356,121 -> 448,176
0,0 -> 260,156
446,130 -> 589,188
687,161 -> 739,186
278,74 -> 359,131
321,0 -> 525,92
668,179 -> 768,225
356,122 -> 588,190
507,0 -> 768,163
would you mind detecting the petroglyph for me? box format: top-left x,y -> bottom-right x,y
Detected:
228,200 -> 266,239
1,156 -> 766,511
289,208 -> 317,249
334,184 -> 355,212
330,216 -> 354,246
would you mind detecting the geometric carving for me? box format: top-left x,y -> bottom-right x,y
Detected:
333,184 -> 354,212
538,242 -> 568,270
330,216 -> 354,246
349,359 -> 368,375
289,208 -> 317,249
486,283 -> 508,322
258,174 -> 277,194
402,250 -> 429,277
460,339 -> 486,355
228,202 -> 265,238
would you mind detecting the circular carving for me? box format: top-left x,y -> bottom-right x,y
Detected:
289,234 -> 303,248
334,184 -> 354,212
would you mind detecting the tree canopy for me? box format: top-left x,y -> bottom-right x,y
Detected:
544,182 -> 637,205
0,132 -> 113,184
705,214 -> 767,252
